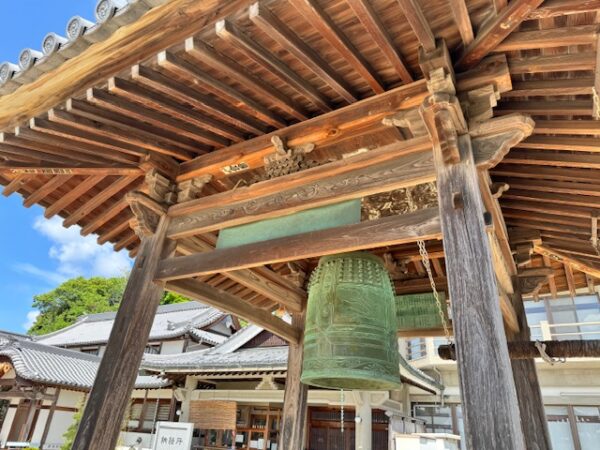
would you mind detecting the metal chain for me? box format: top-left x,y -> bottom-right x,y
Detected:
340,389 -> 345,434
417,239 -> 452,343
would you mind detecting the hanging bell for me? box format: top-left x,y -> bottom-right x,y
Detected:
301,252 -> 402,390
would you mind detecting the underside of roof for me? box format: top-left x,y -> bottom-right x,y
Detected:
0,0 -> 598,332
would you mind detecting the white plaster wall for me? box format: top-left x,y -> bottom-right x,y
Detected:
29,409 -> 49,446
0,406 -> 16,447
43,410 -> 75,449
58,390 -> 84,408
161,340 -> 185,355
208,321 -> 231,335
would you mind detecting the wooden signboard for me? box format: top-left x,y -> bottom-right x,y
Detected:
189,400 -> 237,430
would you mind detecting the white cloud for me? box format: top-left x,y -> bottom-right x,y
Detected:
23,310 -> 40,331
13,262 -> 67,285
22,215 -> 133,281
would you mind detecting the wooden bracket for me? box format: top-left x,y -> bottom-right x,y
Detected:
177,174 -> 212,203
145,169 -> 177,204
518,267 -> 554,296
126,191 -> 168,238
382,108 -> 427,138
260,135 -> 317,180
461,84 -> 500,124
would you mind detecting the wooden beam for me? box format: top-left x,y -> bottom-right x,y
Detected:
249,2 -> 358,103
0,0 -> 252,131
44,175 -> 105,219
439,340 -> 600,359
155,49 -> 286,129
278,312 -> 307,450
290,0 -> 384,94
2,174 -> 28,196
516,135 -> 600,152
346,0 -> 413,83
495,25 -> 598,52
450,0 -> 474,46
503,78 -> 594,98
502,150 -> 600,170
533,119 -> 600,135
526,0 -> 600,20
184,37 -> 308,121
534,245 -> 600,279
73,215 -> 174,450
509,52 -> 596,74
156,208 -> 442,281
456,0 -> 545,71
495,100 -> 593,116
215,19 -> 332,112
165,278 -> 300,343
81,199 -> 129,236
395,0 -> 436,52
169,147 -> 435,238
23,175 -> 72,208
0,163 -> 142,176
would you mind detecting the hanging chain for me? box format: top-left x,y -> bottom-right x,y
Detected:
417,239 -> 452,343
340,389 -> 345,434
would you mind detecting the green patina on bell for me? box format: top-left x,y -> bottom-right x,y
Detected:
395,292 -> 449,333
301,252 -> 402,390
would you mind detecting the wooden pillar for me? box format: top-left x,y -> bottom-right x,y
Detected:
420,98 -> 525,449
72,214 -> 173,450
509,281 -> 552,450
39,387 -> 60,448
278,313 -> 308,450
21,396 -> 38,442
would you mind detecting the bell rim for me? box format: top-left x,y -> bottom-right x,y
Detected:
301,370 -> 402,391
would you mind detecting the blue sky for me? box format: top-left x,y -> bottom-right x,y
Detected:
0,1 -> 132,333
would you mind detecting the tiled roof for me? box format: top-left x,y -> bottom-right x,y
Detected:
0,0 -> 170,96
34,301 -> 227,347
0,334 -> 169,390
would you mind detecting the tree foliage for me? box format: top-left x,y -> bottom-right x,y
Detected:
28,276 -> 189,335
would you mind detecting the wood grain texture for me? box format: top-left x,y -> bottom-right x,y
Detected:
395,0 -> 436,52
73,215 -> 174,450
0,0 -> 253,131
157,207 -> 441,281
421,93 -> 525,448
278,312 -> 307,450
456,0 -> 545,71
165,278 -> 300,343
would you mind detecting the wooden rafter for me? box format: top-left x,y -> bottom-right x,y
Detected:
449,0 -> 474,46
395,0 -> 436,53
456,0 -> 545,71
534,245 -> 600,280
44,175 -> 105,219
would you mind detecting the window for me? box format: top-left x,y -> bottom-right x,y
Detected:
545,406 -> 575,450
80,346 -> 100,355
407,338 -> 426,360
144,343 -> 161,354
574,406 -> 600,450
127,398 -> 173,432
413,404 -> 453,434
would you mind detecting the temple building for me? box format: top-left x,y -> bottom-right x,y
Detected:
1,0 -> 600,449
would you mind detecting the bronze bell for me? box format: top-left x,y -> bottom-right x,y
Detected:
301,252 -> 402,390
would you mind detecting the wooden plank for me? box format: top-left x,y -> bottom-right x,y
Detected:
289,0 -> 384,94
503,78 -> 594,98
156,50 -> 286,128
23,175 -> 72,208
156,207 -> 441,281
169,148 -> 436,238
526,0 -> 600,20
495,25 -> 598,51
184,37 -> 308,121
509,52 -> 597,74
2,174 -> 28,196
532,119 -> 600,135
72,215 -> 174,450
516,135 -> 600,152
165,278 -> 300,343
495,100 -> 593,116
278,312 -> 308,450
63,176 -> 139,227
456,0 -> 545,71
0,162 -> 142,176
216,19 -> 332,112
502,150 -> 600,170
250,2 -> 358,102
534,245 -> 600,279
449,0 -> 474,46
494,163 -> 600,183
395,0 -> 436,52
44,175 -> 105,219
346,0 -> 413,83
0,0 -> 252,131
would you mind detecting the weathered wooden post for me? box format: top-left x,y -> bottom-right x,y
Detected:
72,170 -> 178,450
278,312 -> 308,450
419,59 -> 526,448
508,281 -> 553,450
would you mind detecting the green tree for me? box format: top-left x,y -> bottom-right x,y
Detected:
61,397 -> 84,450
28,276 -> 189,335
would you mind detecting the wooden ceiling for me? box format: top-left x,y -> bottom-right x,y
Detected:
1,0 -> 599,309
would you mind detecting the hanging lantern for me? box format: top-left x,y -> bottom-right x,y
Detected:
301,252 -> 401,390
